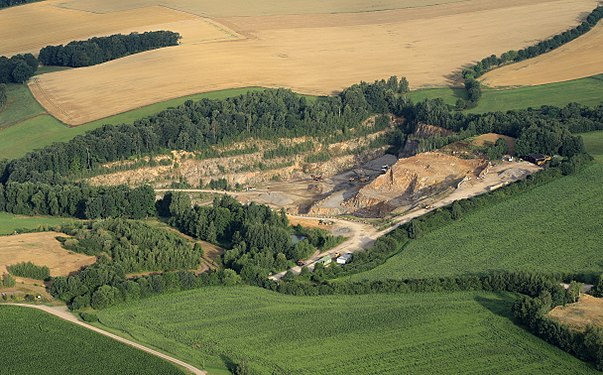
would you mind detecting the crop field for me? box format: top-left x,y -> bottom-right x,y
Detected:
482,23 -> 603,87
0,85 -> 262,160
0,231 -> 95,277
408,74 -> 603,113
345,159 -> 603,281
0,306 -> 184,375
581,130 -> 603,159
6,0 -> 595,124
96,287 -> 598,375
0,212 -> 77,235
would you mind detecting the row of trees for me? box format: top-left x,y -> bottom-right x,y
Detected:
59,219 -> 203,273
1,77 -> 409,184
458,6 -> 603,108
513,291 -> 603,370
6,261 -> 50,280
0,182 -> 155,219
50,255 -> 239,310
464,6 -> 603,80
0,53 -> 38,83
38,31 -> 181,68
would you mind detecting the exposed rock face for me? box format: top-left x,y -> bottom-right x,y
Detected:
346,152 -> 486,216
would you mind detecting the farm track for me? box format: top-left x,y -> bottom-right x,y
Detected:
3,303 -> 206,375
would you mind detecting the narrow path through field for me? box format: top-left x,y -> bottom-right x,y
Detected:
2,303 -> 206,375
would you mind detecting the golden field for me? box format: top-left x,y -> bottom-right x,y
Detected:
0,0 -> 597,125
482,22 -> 603,87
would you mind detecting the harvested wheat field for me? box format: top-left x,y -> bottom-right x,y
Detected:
548,295 -> 603,331
0,2 -> 239,57
13,0 -> 598,124
0,232 -> 96,277
482,22 -> 603,87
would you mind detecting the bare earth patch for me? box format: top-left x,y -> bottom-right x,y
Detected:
11,0 -> 596,125
0,232 -> 96,277
471,133 -> 516,153
548,295 -> 603,331
482,22 -> 603,87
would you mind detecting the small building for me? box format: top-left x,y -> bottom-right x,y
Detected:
316,255 -> 332,266
525,154 -> 549,166
336,253 -> 353,265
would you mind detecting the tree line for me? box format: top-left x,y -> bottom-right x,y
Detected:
39,31 -> 181,68
0,182 -> 155,219
0,53 -> 38,84
513,289 -> 603,370
51,256 -> 241,310
459,5 -> 603,108
6,261 -> 50,280
3,78 -> 598,187
1,77 -> 410,185
464,6 -> 603,80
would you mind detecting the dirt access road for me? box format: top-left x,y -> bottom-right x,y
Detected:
159,161 -> 540,281
3,303 -> 206,375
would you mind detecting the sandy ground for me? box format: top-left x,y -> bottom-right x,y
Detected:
1,304 -> 206,375
0,232 -> 96,277
482,22 -> 603,87
548,294 -> 603,331
14,0 -> 597,125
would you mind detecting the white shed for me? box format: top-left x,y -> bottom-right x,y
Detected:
336,253 -> 353,265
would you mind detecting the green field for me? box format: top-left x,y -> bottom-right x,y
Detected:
96,286 -> 597,375
0,85 -> 264,160
0,212 -> 78,235
0,305 -> 184,375
581,130 -> 603,159
408,74 -> 603,113
345,133 -> 603,281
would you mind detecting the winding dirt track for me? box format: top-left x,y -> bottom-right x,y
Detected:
3,303 -> 206,375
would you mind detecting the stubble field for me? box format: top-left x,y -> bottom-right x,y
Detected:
2,0 -> 595,125
0,231 -> 95,277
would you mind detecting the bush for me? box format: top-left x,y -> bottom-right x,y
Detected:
1,273 -> 15,288
0,54 -> 38,84
7,261 -> 50,280
79,312 -> 99,322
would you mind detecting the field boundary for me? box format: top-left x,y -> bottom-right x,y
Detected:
2,303 -> 206,375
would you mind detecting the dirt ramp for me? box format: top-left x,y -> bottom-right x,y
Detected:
347,152 -> 485,216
